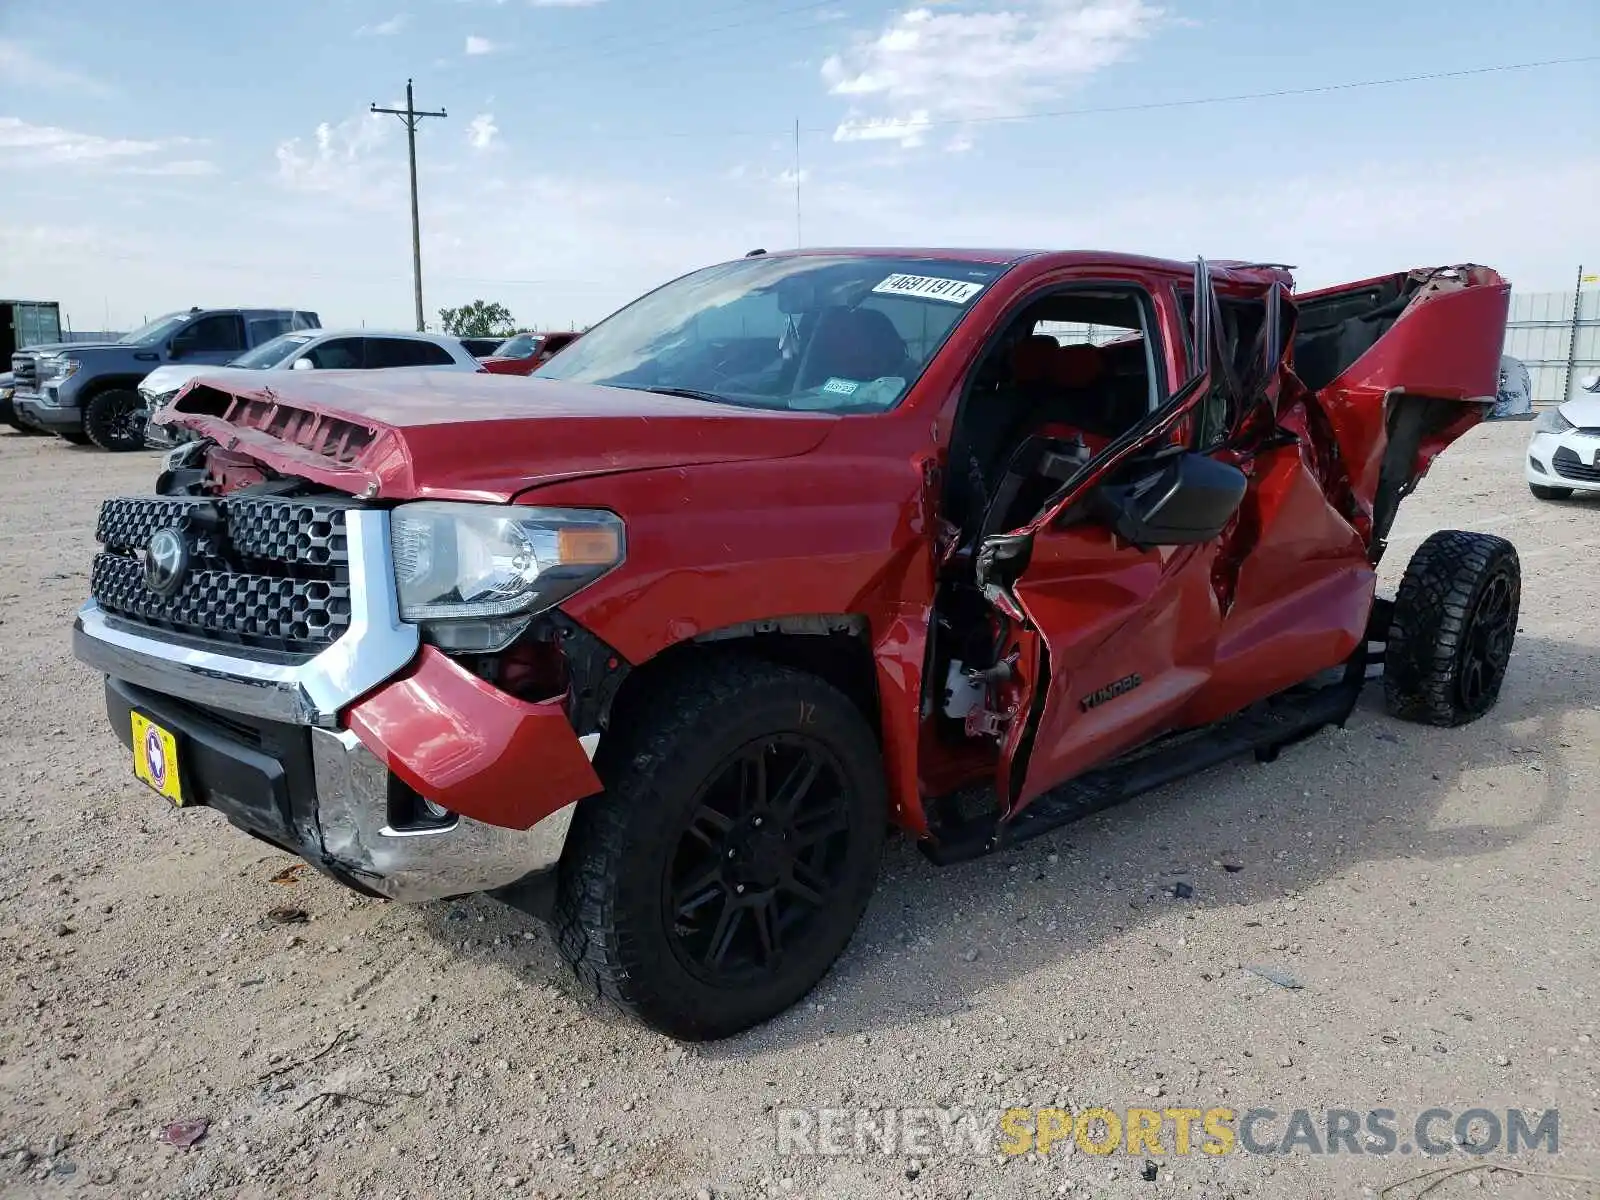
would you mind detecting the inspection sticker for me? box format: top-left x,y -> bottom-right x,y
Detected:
871,273 -> 986,305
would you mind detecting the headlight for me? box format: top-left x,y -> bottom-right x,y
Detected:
42,357 -> 81,380
1536,406 -> 1574,434
390,503 -> 624,650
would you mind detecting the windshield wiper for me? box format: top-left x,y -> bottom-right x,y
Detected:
642,385 -> 731,404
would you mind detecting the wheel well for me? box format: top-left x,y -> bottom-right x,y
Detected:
81,377 -> 147,403
601,616 -> 881,747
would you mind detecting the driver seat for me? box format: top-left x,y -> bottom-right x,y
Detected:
795,307 -> 910,389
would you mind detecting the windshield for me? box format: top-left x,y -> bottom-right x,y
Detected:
536,255 -> 1009,413
228,332 -> 317,369
495,333 -> 543,359
118,312 -> 191,345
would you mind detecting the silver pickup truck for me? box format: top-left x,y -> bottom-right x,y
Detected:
11,307 -> 318,450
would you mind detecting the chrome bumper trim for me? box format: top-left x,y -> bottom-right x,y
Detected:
311,728 -> 573,901
72,508 -> 419,727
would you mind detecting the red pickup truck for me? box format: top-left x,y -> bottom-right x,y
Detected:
76,248 -> 1520,1040
478,330 -> 581,376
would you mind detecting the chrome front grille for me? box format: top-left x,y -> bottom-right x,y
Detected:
90,495 -> 360,654
10,354 -> 39,391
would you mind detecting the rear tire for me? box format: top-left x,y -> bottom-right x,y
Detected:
1384,530 -> 1519,727
83,389 -> 146,451
1528,483 -> 1572,501
554,657 -> 886,1041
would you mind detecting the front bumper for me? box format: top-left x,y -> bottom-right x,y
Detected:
74,505 -> 604,904
138,391 -> 189,449
1526,427 -> 1600,493
15,394 -> 83,431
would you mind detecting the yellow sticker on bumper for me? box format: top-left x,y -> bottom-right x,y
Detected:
131,712 -> 185,806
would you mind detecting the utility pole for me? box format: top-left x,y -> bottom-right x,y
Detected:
1562,263 -> 1585,403
372,79 -> 447,332
793,118 -> 802,248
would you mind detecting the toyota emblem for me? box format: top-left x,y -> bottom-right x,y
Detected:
143,527 -> 190,597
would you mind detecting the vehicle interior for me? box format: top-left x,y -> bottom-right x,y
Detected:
944,289 -> 1160,541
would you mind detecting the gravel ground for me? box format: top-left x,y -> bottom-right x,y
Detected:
0,421 -> 1595,1200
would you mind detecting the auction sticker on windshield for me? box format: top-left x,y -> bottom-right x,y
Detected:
871,274 -> 986,304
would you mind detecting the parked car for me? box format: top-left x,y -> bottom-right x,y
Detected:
72,250 -> 1522,1041
11,307 -> 319,451
457,336 -> 508,359
479,330 -> 581,376
141,329 -> 485,449
1526,370 -> 1600,499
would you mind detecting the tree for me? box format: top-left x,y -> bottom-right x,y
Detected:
438,300 -> 516,339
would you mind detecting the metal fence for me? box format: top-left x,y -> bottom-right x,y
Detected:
1504,283 -> 1598,406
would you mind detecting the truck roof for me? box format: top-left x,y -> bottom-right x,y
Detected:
741,247 -> 1292,286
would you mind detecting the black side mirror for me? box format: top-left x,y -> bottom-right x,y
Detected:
1091,452 -> 1247,547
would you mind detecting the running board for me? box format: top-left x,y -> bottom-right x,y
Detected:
921,669 -> 1365,866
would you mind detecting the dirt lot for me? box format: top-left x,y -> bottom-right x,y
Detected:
0,422 -> 1595,1200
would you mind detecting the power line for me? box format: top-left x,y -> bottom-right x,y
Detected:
522,52 -> 1599,145
799,53 -> 1600,136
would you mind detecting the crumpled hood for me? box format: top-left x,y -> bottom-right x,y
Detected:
161,369 -> 840,501
140,364 -> 216,398
1558,392 -> 1600,428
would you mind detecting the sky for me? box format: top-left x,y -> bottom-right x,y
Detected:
1,0 -> 1596,333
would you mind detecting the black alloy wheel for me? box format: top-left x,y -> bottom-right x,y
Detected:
552,657 -> 886,1040
666,735 -> 853,986
83,389 -> 147,451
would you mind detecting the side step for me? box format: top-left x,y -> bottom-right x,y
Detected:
921,670 -> 1365,866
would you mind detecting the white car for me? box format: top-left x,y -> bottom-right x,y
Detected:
139,329 -> 483,448
1526,372 -> 1600,500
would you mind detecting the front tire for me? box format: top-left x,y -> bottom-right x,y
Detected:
1529,483 -> 1572,501
554,658 -> 886,1040
83,389 -> 146,451
1384,530 -> 1520,727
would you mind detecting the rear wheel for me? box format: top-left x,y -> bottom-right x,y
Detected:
1529,483 -> 1572,501
1384,530 -> 1520,727
83,389 -> 146,451
554,658 -> 886,1040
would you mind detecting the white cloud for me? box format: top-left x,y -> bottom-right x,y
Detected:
0,39 -> 112,96
467,113 -> 499,150
822,0 -> 1162,145
832,111 -> 932,148
125,159 -> 222,178
275,112 -> 397,205
0,117 -> 161,163
465,34 -> 498,54
356,13 -> 409,35
0,117 -> 214,177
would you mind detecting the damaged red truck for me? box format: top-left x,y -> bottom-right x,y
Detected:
75,249 -> 1522,1040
